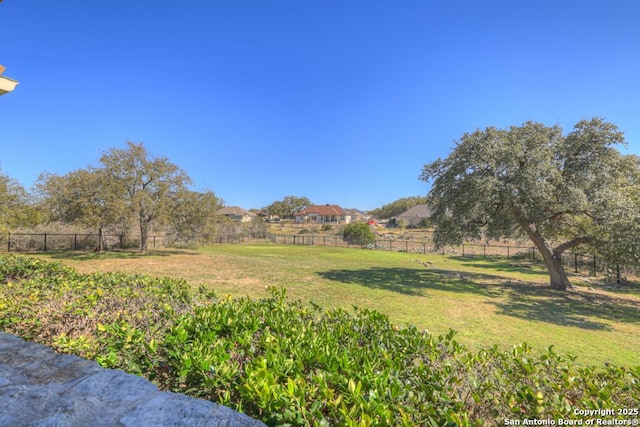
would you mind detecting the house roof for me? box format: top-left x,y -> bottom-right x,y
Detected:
346,208 -> 367,216
216,206 -> 255,217
296,204 -> 347,216
0,65 -> 18,96
396,204 -> 433,219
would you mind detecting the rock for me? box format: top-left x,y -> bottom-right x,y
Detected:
0,332 -> 265,427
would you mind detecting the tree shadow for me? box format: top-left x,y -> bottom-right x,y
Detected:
317,267 -> 505,298
489,281 -> 640,331
316,265 -> 640,331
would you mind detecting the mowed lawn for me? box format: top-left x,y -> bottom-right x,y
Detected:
40,242 -> 640,367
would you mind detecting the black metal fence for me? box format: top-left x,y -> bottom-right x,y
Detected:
3,231 -> 633,280
1,233 -> 166,252
267,233 -> 622,277
269,233 -> 535,258
1,231 -> 270,252
168,232 -> 269,246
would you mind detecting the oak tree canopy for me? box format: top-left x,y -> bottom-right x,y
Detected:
420,118 -> 637,290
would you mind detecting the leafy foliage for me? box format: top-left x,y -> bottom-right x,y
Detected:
341,222 -> 376,246
0,167 -> 40,234
591,154 -> 640,268
0,253 -> 197,359
420,118 -> 635,290
36,167 -> 127,250
35,142 -> 221,251
99,141 -> 192,251
166,189 -> 224,245
263,195 -> 312,219
1,254 -> 638,426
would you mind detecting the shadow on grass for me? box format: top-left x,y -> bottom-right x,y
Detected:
317,267 -> 505,298
490,281 -> 640,331
317,264 -> 640,331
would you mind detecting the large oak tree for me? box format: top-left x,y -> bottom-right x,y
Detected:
99,141 -> 191,252
420,118 -> 636,290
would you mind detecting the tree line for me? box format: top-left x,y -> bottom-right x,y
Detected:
2,141 -> 224,251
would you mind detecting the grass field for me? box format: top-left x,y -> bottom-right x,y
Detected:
38,242 -> 640,367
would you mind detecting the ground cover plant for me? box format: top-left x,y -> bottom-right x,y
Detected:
1,251 -> 639,426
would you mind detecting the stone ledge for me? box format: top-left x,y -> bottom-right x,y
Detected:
0,332 -> 265,426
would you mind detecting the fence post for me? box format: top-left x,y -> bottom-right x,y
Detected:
574,252 -> 578,273
153,235 -> 156,248
531,247 -> 535,262
44,233 -> 47,252
593,254 -> 597,276
462,244 -> 465,257
507,246 -> 510,260
483,245 -> 486,258
7,233 -> 10,252
405,241 -> 408,252
74,234 -> 77,250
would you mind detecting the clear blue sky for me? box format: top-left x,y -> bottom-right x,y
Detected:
1,1 -> 639,211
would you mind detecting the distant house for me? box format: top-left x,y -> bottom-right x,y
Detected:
346,208 -> 370,222
294,204 -> 351,224
216,206 -> 256,222
390,204 -> 433,228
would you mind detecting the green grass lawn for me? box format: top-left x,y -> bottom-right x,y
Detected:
39,242 -> 640,367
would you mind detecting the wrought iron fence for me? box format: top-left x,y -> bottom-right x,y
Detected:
1,233 -> 165,252
266,233 -> 628,278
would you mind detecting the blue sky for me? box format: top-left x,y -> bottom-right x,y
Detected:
1,1 -> 639,211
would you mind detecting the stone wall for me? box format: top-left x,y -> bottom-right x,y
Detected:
0,332 -> 265,426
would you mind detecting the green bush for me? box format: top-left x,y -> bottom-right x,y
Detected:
342,222 -> 376,246
0,253 -> 201,359
1,254 -> 639,426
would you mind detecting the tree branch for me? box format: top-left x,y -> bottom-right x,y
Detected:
553,236 -> 591,256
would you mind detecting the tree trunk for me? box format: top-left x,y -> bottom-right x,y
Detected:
514,215 -> 572,291
545,252 -> 572,291
97,227 -> 104,251
528,237 -> 572,290
546,236 -> 591,290
139,219 -> 148,252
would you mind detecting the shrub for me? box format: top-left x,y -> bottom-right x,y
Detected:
342,222 -> 376,246
0,253 -> 203,360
